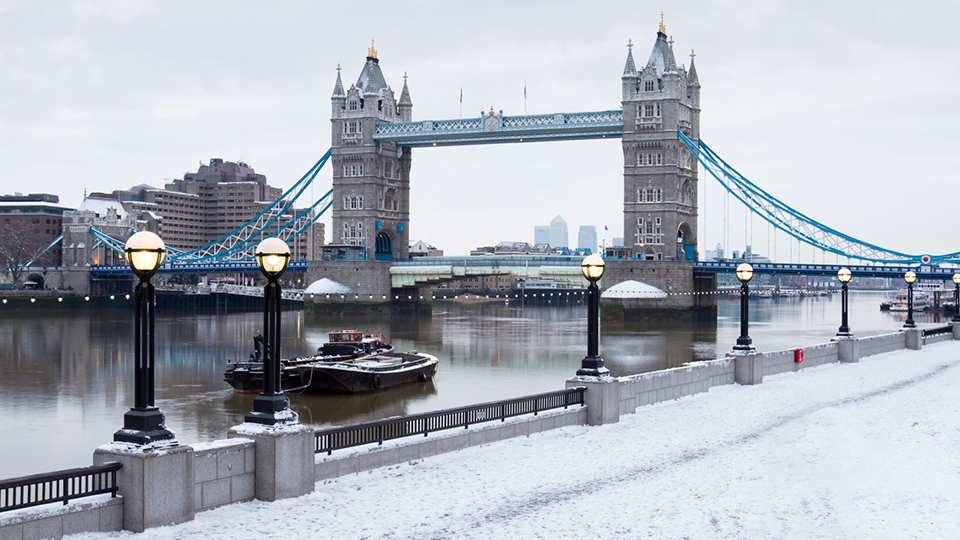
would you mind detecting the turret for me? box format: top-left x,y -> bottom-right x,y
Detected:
398,72 -> 413,122
621,39 -> 638,101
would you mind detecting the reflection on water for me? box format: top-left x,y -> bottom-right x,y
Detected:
0,291 -> 934,479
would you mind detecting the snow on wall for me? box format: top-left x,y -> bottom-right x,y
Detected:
859,332 -> 907,358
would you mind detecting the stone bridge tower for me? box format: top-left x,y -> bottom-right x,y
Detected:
620,18 -> 701,261
330,41 -> 412,261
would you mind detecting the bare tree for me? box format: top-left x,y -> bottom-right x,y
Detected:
0,220 -> 52,287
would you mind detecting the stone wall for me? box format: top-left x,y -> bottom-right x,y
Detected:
0,496 -> 122,540
305,260 -> 392,303
191,439 -> 256,512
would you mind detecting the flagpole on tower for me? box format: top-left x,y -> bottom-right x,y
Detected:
524,82 -> 527,116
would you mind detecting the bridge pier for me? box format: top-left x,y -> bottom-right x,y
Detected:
600,260 -> 717,317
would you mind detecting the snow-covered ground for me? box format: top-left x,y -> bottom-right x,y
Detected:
72,341 -> 960,539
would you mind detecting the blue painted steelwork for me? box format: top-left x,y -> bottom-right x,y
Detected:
694,261 -> 955,280
374,110 -> 624,147
26,234 -> 64,266
678,130 -> 960,266
90,260 -> 309,276
87,151 -> 334,264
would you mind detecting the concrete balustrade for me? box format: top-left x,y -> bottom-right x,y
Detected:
3,324 -> 958,539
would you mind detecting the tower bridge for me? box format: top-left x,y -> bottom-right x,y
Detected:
65,20 -> 960,303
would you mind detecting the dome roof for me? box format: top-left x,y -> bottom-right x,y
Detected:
601,280 -> 668,299
304,278 -> 352,294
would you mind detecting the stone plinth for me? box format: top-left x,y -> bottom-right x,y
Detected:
732,352 -> 763,385
837,336 -> 859,363
228,422 -> 314,502
93,442 -> 195,533
566,376 -> 620,426
904,328 -> 922,350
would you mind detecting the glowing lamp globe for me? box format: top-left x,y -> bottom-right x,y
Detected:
904,271 -> 917,285
255,238 -> 291,279
952,273 -> 960,286
125,231 -> 165,280
735,263 -> 754,283
581,254 -> 605,283
837,268 -> 852,284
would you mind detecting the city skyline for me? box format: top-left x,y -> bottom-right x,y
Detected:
2,2 -> 959,259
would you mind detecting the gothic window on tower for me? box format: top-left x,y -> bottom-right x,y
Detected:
644,104 -> 654,117
644,80 -> 654,92
349,100 -> 358,111
656,103 -> 661,116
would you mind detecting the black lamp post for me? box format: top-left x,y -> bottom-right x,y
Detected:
245,238 -> 297,425
837,267 -> 852,336
903,270 -> 917,329
114,231 -> 175,445
577,254 -> 610,377
952,274 -> 960,324
733,263 -> 755,352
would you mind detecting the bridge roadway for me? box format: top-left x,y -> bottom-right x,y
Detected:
87,258 -> 957,288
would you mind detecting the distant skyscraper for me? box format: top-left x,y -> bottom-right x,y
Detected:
548,215 -> 568,249
534,225 -> 551,245
578,226 -> 598,253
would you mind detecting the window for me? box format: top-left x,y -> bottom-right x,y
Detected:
656,103 -> 661,116
644,80 -> 654,92
343,164 -> 364,177
349,100 -> 358,111
644,104 -> 654,117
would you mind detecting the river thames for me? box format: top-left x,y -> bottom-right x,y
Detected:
0,291 -> 944,479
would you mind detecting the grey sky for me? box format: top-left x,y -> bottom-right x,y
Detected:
1,1 -> 958,259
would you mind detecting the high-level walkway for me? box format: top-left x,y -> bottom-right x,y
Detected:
72,341 -> 960,539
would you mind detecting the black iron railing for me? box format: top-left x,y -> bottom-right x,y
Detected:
922,326 -> 954,338
315,387 -> 586,455
0,462 -> 121,513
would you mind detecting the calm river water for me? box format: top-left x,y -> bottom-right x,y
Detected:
0,291 -> 944,479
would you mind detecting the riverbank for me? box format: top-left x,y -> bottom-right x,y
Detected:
68,340 -> 960,539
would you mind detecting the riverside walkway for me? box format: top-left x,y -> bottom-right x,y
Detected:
69,340 -> 960,539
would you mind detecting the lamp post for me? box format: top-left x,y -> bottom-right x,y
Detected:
953,274 -> 960,324
903,271 -> 917,329
245,238 -> 297,425
577,254 -> 610,377
114,231 -> 175,445
837,267 -> 852,336
733,263 -> 755,352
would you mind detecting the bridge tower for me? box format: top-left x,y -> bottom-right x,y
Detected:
330,41 -> 412,261
621,18 -> 701,262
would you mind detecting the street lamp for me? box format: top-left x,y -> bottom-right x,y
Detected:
952,274 -> 960,324
114,231 -> 175,445
903,271 -> 917,329
837,267 -> 852,336
733,263 -> 755,352
577,254 -> 609,377
245,238 -> 297,425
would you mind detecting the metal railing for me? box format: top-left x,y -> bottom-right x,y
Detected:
922,326 -> 954,338
315,387 -> 586,455
0,462 -> 121,513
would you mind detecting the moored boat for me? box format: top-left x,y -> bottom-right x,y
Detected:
223,330 -> 393,393
295,351 -> 439,394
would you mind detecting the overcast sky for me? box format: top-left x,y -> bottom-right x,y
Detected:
2,1 -> 959,260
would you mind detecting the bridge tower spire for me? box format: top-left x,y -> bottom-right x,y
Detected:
621,21 -> 700,261
330,43 -> 411,261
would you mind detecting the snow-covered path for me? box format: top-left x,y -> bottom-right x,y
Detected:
73,341 -> 960,539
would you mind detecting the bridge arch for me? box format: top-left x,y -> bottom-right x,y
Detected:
375,230 -> 395,262
677,222 -> 696,261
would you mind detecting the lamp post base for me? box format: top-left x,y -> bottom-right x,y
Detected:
114,408 -> 176,445
245,393 -> 298,426
576,355 -> 610,377
732,336 -> 754,353
836,327 -> 852,337
903,320 -> 917,329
